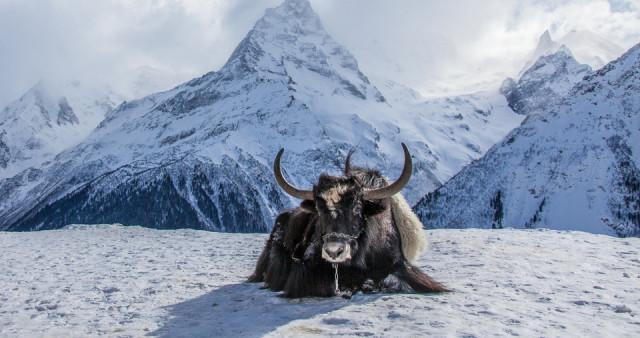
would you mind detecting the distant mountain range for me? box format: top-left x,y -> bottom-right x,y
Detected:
414,42 -> 640,237
1,0 -> 636,237
0,80 -> 123,178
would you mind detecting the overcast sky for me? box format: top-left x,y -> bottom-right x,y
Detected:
1,0 -> 639,107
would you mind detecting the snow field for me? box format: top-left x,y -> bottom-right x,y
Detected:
0,224 -> 638,337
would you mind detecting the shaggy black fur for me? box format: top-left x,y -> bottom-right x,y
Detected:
248,167 -> 449,298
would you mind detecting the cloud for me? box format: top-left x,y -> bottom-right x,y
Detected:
0,0 -> 639,107
312,0 -> 640,96
0,0 -> 278,106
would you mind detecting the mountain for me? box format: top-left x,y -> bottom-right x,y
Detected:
0,80 -> 122,178
519,30 -> 623,76
500,48 -> 592,115
414,43 -> 640,237
0,0 -> 522,232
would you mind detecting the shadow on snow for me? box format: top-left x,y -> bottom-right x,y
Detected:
149,282 -> 381,337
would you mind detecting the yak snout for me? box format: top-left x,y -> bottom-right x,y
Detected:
321,233 -> 353,263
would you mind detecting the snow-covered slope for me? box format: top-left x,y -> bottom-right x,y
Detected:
0,80 -> 122,178
414,43 -> 640,237
0,0 -> 522,232
0,225 -> 638,336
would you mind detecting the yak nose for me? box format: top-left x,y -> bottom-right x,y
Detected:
324,242 -> 345,258
322,241 -> 351,263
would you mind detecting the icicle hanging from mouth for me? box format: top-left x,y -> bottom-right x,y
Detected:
332,263 -> 339,295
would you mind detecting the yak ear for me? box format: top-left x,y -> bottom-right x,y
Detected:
363,200 -> 386,217
300,200 -> 317,213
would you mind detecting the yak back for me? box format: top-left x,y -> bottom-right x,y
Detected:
348,166 -> 427,262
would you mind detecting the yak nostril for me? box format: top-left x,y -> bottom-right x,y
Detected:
323,242 -> 345,259
331,248 -> 344,258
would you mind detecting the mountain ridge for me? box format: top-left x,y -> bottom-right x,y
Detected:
0,79 -> 122,178
414,42 -> 640,237
0,0 -> 524,232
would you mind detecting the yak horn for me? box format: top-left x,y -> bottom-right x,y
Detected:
274,148 -> 314,201
363,143 -> 413,200
344,148 -> 356,175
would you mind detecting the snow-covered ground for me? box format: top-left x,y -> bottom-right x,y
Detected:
1,224 -> 638,337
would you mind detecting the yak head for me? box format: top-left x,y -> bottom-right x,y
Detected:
273,143 -> 412,264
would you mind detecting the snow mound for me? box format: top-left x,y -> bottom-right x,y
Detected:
0,225 -> 638,336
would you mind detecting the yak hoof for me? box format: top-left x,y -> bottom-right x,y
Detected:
340,290 -> 353,299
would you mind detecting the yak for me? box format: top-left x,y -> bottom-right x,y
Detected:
248,143 -> 449,298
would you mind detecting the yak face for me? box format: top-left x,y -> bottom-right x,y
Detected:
303,175 -> 384,264
273,143 -> 413,264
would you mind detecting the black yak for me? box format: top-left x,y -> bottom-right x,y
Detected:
248,143 -> 449,298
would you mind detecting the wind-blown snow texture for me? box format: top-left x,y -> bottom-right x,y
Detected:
415,43 -> 640,237
0,0 -> 522,232
0,225 -> 638,336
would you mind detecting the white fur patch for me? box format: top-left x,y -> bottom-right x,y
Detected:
391,193 -> 427,262
320,185 -> 349,218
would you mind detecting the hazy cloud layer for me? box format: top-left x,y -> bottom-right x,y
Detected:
1,0 -> 639,106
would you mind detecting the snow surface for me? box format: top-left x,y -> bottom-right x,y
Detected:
1,224 -> 638,337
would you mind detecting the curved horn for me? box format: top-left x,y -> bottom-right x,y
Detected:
344,148 -> 356,175
274,148 -> 314,200
363,143 -> 412,200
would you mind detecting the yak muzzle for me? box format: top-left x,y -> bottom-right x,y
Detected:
321,233 -> 353,263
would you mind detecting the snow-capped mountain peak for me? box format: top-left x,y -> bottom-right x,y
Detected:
501,48 -> 592,115
0,79 -> 122,177
218,0 -> 377,103
0,0 -> 523,232
532,31 -> 559,58
415,42 -> 640,237
520,30 -> 623,76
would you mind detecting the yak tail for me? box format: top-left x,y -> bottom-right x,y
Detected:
391,193 -> 427,262
395,262 -> 450,293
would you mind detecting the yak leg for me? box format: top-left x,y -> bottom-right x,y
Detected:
394,262 -> 450,293
282,262 -> 335,298
247,239 -> 272,283
248,212 -> 291,286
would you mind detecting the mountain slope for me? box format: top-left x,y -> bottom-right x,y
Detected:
0,0 -> 522,232
414,43 -> 640,237
0,80 -> 122,178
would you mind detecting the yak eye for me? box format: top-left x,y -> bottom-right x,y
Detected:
352,204 -> 362,215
